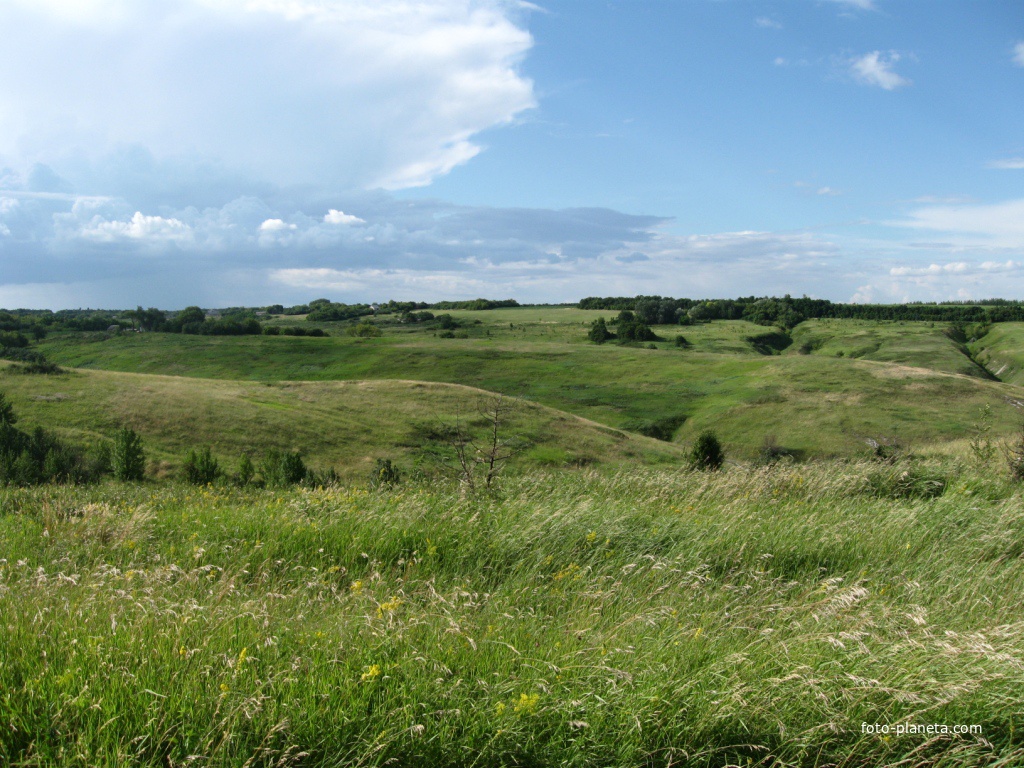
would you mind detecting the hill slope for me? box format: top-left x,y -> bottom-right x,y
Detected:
34,330 -> 1024,457
0,364 -> 684,479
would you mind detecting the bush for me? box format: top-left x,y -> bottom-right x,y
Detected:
588,318 -> 613,344
346,322 -> 382,338
1005,420 -> 1024,482
370,458 -> 401,488
182,446 -> 221,485
689,430 -> 724,471
111,427 -> 146,482
304,466 -> 341,488
0,395 -> 98,485
260,449 -> 307,487
236,453 -> 255,486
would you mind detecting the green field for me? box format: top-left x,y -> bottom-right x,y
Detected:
31,312 -> 1024,461
3,460 -> 1023,766
6,307 -> 1024,765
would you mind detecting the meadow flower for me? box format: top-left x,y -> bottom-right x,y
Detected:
361,664 -> 382,681
513,692 -> 539,715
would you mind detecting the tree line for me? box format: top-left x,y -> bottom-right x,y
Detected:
579,295 -> 1024,329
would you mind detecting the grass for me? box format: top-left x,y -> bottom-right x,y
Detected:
969,322 -> 1024,385
2,458 -> 1023,766
0,364 -> 682,480
31,320 -> 1024,459
789,319 -> 990,378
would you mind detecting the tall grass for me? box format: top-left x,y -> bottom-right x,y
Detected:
2,460 -> 1023,766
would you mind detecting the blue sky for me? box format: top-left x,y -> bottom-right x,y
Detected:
0,0 -> 1022,309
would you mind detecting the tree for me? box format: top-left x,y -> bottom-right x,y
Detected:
0,392 -> 16,426
689,430 -> 724,471
237,453 -> 255,486
443,395 -> 523,493
177,306 -> 206,327
111,427 -> 146,481
588,317 -> 613,344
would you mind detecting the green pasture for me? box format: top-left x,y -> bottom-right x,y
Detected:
2,461 -> 1022,766
33,322 -> 1022,458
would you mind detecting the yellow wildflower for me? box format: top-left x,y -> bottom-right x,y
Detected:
361,664 -> 382,681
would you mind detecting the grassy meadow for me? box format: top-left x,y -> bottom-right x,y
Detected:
0,364 -> 682,480
3,459 -> 1023,767
30,311 -> 1024,461
6,306 -> 1024,766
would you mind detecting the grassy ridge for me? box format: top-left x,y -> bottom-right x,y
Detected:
33,328 -> 1024,457
0,364 -> 683,478
2,462 -> 1022,766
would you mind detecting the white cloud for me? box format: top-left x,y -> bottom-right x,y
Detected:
817,186 -> 841,196
323,209 -> 366,225
848,51 -> 911,90
988,158 -> 1024,170
259,219 -> 297,233
889,260 -> 1022,277
1015,42 -> 1024,67
893,198 -> 1024,247
755,17 -> 782,29
77,211 -> 194,244
0,0 -> 536,191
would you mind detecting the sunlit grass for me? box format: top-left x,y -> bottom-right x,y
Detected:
2,458 -> 1023,766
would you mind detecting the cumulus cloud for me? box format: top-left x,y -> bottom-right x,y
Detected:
848,51 -> 911,90
0,0 -> 536,193
1015,42 -> 1024,67
324,209 -> 366,226
78,212 -> 194,244
755,17 -> 782,29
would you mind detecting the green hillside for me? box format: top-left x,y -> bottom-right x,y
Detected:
33,319 -> 1024,458
0,364 -> 684,479
970,322 -> 1024,386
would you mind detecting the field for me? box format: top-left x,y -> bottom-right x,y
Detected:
5,307 -> 1024,766
29,311 -> 1024,464
3,459 -> 1023,766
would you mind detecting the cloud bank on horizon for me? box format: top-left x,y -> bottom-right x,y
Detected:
1,0 -> 1023,308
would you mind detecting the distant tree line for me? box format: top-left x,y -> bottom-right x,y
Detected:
579,295 -> 1024,329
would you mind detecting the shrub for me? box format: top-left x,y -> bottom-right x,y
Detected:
1005,420 -> 1024,482
588,317 -> 613,344
182,446 -> 221,485
111,427 -> 146,482
370,458 -> 401,488
346,322 -> 382,338
236,453 -> 255,486
260,449 -> 307,487
689,430 -> 724,471
304,467 -> 341,488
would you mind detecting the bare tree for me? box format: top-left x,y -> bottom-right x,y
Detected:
443,394 -> 523,492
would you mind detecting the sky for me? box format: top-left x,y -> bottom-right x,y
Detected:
0,0 -> 1022,309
